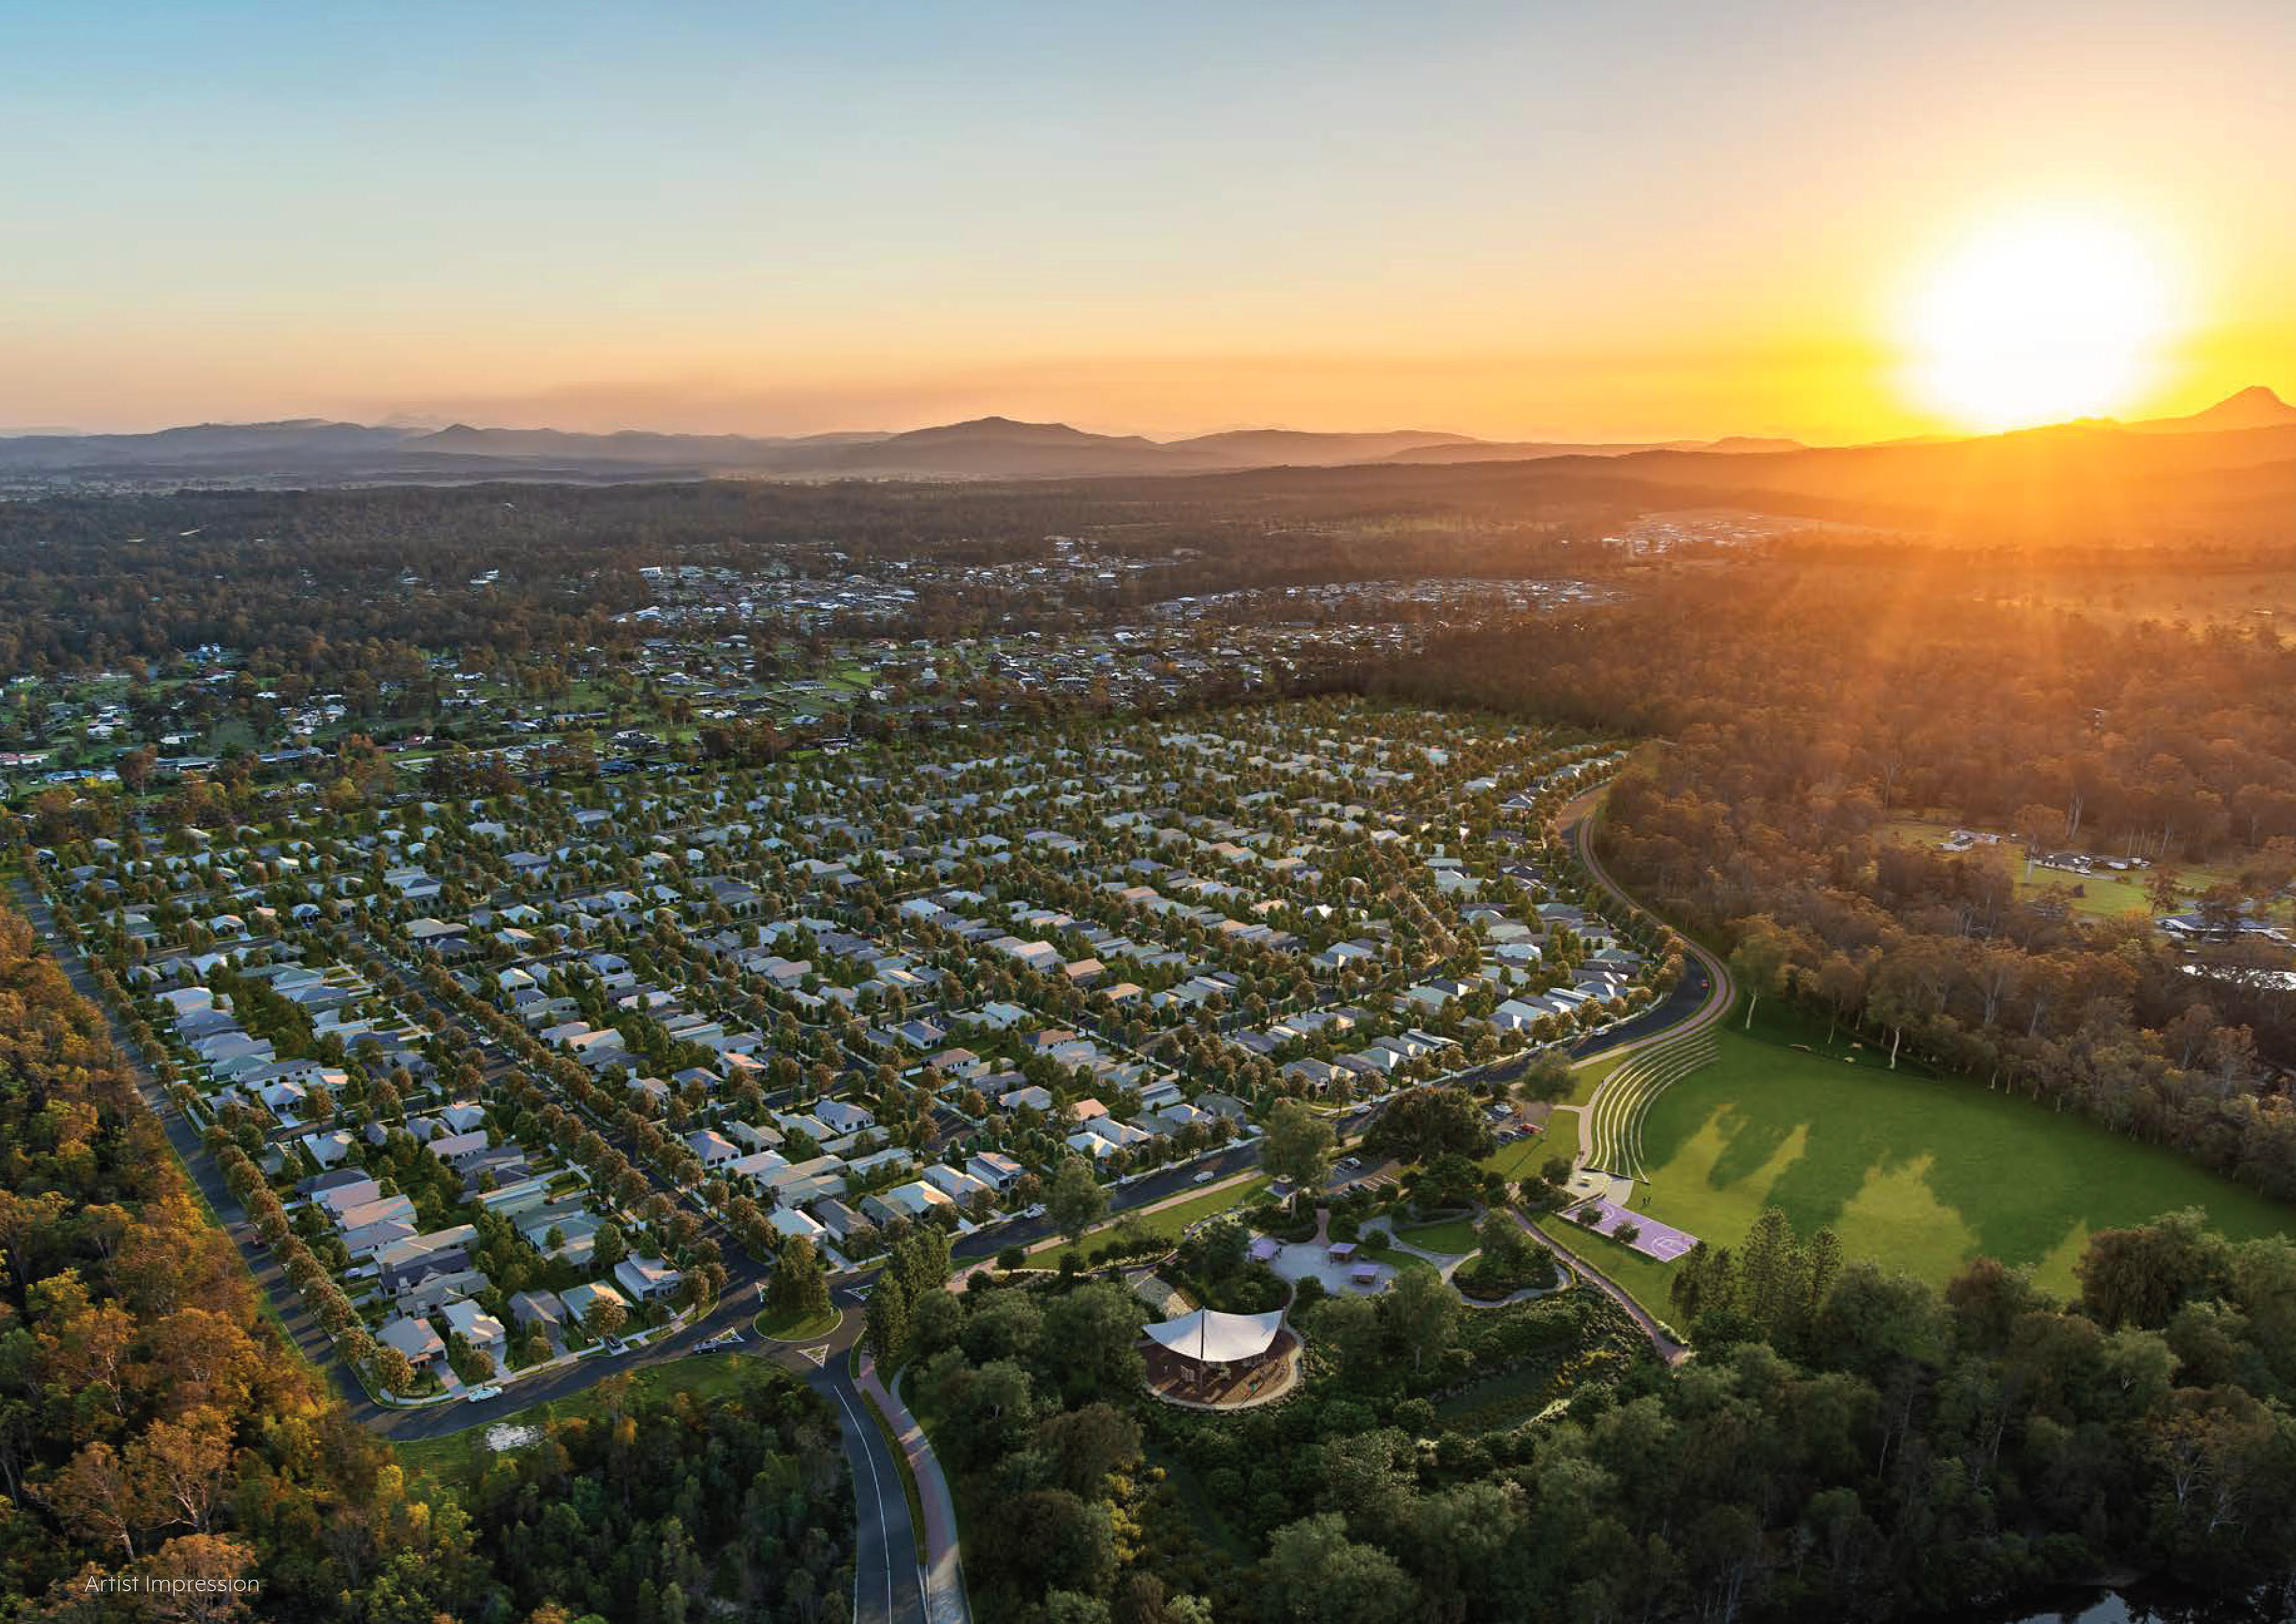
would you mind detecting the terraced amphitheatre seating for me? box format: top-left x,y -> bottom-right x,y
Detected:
1585,1031 -> 1718,1181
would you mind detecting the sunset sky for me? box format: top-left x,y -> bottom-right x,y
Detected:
7,0 -> 2293,442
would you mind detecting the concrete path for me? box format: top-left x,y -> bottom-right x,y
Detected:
862,1354 -> 970,1624
1515,1209 -> 1689,1365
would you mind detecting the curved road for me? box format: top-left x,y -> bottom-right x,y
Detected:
1559,788 -> 1738,1078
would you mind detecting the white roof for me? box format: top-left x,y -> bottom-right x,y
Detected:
1144,1306 -> 1284,1365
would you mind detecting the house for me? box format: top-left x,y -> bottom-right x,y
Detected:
438,1101 -> 488,1134
335,1193 -> 420,1235
727,1149 -> 792,1186
519,1204 -> 600,1264
964,1151 -> 1025,1191
919,1164 -> 993,1204
427,1130 -> 492,1167
316,1176 -> 385,1219
376,1226 -> 476,1294
439,1298 -> 508,1358
561,1281 -> 629,1328
341,1217 -> 418,1259
399,1268 -> 489,1317
1283,1057 -> 1345,1091
727,1119 -> 785,1153
685,1129 -> 740,1168
769,1206 -> 827,1243
613,1255 -> 683,1301
376,1314 -> 445,1370
508,1289 -> 570,1338
301,1129 -> 356,1168
972,1001 -> 1030,1031
860,1181 -> 956,1228
814,1098 -> 875,1135
1085,1115 -> 1154,1149
812,1199 -> 875,1250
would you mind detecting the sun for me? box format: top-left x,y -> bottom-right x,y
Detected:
1901,211 -> 2178,432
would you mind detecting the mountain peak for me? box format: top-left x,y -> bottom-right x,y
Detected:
2130,386 -> 2296,435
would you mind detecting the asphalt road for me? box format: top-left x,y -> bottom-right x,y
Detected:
374,1280 -> 926,1624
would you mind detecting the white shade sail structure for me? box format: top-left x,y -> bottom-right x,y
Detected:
1144,1306 -> 1285,1365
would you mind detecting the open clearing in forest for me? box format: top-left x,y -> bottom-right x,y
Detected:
1878,816 -> 2273,922
1620,1024 -> 2296,1301
392,1353 -> 767,1490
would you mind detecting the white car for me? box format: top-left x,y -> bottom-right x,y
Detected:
463,1385 -> 503,1405
1192,1170 -> 1216,1185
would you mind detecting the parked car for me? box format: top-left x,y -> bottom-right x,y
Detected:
1192,1169 -> 1216,1185
464,1385 -> 503,1405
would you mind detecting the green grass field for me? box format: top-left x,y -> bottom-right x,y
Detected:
1482,1113 -> 1570,1183
392,1352 -> 770,1490
1025,1172 -> 1271,1257
1395,1216 -> 1482,1255
1565,1051 -> 1628,1105
754,1304 -> 843,1342
1624,1024 -> 2296,1300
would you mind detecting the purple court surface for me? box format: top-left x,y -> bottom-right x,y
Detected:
1567,1198 -> 1700,1261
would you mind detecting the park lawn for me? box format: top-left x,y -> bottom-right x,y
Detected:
1025,1173 -> 1271,1257
392,1353 -> 769,1490
1542,1216 -> 1682,1329
1565,1051 -> 1627,1105
1482,1113 -> 1570,1183
754,1304 -> 843,1342
1627,1026 -> 2296,1300
1396,1216 -> 1483,1256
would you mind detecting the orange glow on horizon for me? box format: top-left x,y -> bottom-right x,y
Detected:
1895,208 -> 2187,432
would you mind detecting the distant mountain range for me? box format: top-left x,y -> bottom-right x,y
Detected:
0,389 -> 2286,490
0,413 -> 1787,483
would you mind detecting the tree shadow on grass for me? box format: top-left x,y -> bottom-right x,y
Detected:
1642,1049 -> 1951,1249
1654,1050 -> 2101,1274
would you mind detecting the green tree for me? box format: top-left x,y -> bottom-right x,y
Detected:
1384,1263 -> 1458,1374
1728,916 -> 1794,1031
1261,1099 -> 1336,1196
1511,1049 -> 1576,1109
1046,1155 -> 1106,1249
769,1235 -> 831,1319
1262,1512 -> 1419,1624
583,1293 -> 629,1342
1362,1087 -> 1492,1165
864,1272 -> 911,1365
